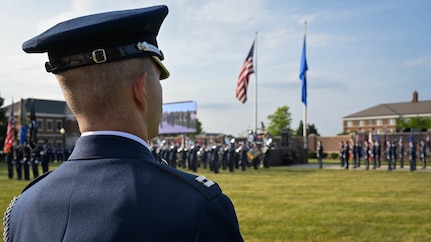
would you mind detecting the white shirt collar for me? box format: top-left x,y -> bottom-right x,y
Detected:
81,131 -> 151,151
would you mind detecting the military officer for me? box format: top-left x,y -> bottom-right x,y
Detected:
420,139 -> 427,169
363,140 -> 370,170
168,143 -> 178,168
200,146 -> 209,169
222,145 -> 228,170
385,140 -> 392,171
180,147 -> 188,169
5,144 -> 15,179
343,140 -> 350,169
339,141 -> 345,167
376,140 -> 381,167
23,144 -> 32,180
40,143 -> 50,173
31,144 -> 42,179
188,145 -> 199,172
227,143 -> 236,172
316,140 -> 323,169
262,144 -> 271,168
371,140 -> 376,169
351,140 -> 357,168
210,145 -> 220,173
398,139 -> 405,168
409,140 -> 417,171
6,6 -> 243,242
14,145 -> 23,180
240,143 -> 249,171
391,140 -> 397,170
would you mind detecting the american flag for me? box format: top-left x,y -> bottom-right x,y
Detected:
3,104 -> 15,154
235,41 -> 255,104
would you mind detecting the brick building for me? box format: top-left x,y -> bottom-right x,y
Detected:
342,91 -> 431,134
4,98 -> 80,149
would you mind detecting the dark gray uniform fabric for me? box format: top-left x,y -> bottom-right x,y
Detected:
9,135 -> 243,241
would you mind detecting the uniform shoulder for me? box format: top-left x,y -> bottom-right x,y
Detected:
159,166 -> 223,201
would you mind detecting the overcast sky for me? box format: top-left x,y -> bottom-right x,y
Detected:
1,0 -> 430,137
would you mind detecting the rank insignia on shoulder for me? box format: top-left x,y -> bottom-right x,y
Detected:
195,175 -> 215,188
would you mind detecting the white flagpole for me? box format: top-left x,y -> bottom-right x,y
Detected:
303,22 -> 307,150
254,31 -> 258,134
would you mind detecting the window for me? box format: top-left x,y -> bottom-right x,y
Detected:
359,120 -> 365,127
389,119 -> 396,125
46,119 -> 53,131
347,121 -> 353,127
56,120 -> 63,131
368,120 -> 372,125
37,119 -> 43,131
376,119 -> 382,125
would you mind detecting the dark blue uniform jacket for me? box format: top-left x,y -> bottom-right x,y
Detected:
9,135 -> 243,242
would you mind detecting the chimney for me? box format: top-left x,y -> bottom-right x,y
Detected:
412,90 -> 418,103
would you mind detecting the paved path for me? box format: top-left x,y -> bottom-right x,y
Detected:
290,163 -> 431,172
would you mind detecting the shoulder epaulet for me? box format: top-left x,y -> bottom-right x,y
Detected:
187,174 -> 222,201
151,161 -> 222,201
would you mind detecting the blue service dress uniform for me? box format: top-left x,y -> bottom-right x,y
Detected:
7,134 -> 243,241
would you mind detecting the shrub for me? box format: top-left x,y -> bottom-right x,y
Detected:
308,151 -> 317,159
331,153 -> 338,160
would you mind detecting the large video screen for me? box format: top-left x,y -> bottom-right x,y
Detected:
159,101 -> 197,134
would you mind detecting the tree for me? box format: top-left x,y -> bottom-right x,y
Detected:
308,123 -> 320,136
295,120 -> 304,136
266,105 -> 292,136
295,120 -> 320,136
194,119 -> 204,135
396,116 -> 431,132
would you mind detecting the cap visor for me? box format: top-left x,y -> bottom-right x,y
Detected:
152,56 -> 170,80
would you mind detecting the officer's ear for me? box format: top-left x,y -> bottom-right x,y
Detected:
133,72 -> 148,112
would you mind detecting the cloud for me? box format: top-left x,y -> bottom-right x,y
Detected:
405,56 -> 431,69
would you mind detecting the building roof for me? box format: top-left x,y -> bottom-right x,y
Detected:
4,98 -> 70,116
343,99 -> 431,119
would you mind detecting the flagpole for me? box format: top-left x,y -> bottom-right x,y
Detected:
303,22 -> 307,150
254,31 -> 258,134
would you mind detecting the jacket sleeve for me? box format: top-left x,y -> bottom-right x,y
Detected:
195,194 -> 244,242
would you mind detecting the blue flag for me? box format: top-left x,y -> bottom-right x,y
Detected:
18,98 -> 29,145
299,35 -> 308,106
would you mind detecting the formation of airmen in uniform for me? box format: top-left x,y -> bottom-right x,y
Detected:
5,141 -> 72,180
150,140 -> 272,173
335,137 -> 428,171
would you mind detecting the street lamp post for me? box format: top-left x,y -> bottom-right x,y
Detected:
60,128 -> 66,150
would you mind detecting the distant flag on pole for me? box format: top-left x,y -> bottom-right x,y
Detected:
29,99 -> 38,146
235,40 -> 255,104
3,101 -> 15,153
299,29 -> 308,106
18,98 -> 29,145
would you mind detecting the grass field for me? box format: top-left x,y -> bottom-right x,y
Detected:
1,160 -> 430,241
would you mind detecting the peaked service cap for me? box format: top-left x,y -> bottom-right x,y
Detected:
22,5 -> 170,79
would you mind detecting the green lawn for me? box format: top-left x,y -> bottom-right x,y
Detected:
1,161 -> 430,241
